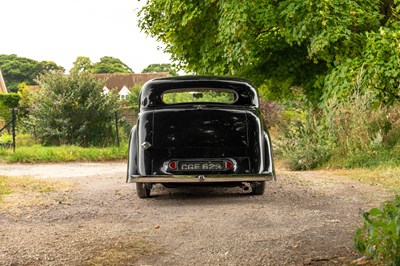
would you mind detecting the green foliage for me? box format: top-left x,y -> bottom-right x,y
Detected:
127,84 -> 142,111
0,54 -> 64,92
142,63 -> 178,76
0,93 -> 20,122
91,56 -> 133,74
0,93 -> 20,108
323,144 -> 400,169
17,82 -> 35,118
70,56 -> 134,74
274,112 -> 331,170
30,72 -> 119,147
324,24 -> 400,105
323,90 -> 389,155
38,61 -> 65,73
70,56 -> 93,74
0,134 -> 12,148
275,90 -> 396,170
15,133 -> 38,147
259,99 -> 282,128
0,144 -> 128,163
355,195 -> 400,265
139,0 -> 400,104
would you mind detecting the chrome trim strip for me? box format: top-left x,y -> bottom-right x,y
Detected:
127,173 -> 274,183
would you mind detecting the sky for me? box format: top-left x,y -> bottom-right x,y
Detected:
0,0 -> 171,73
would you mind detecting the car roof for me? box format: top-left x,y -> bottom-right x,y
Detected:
139,75 -> 259,109
150,75 -> 253,83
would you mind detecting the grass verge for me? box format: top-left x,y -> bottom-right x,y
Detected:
0,144 -> 128,163
324,147 -> 400,169
326,167 -> 400,192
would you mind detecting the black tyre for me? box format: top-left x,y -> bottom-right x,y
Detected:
252,181 -> 265,195
136,183 -> 151,198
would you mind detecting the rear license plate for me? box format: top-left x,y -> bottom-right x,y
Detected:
179,161 -> 224,171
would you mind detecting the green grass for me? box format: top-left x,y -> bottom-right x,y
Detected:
326,167 -> 400,192
323,146 -> 400,169
0,144 -> 128,163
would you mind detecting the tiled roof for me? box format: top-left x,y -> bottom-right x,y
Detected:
94,73 -> 169,92
26,73 -> 170,93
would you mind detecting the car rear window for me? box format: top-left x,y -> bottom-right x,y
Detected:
162,88 -> 237,104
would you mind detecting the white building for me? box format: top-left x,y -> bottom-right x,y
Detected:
118,85 -> 130,100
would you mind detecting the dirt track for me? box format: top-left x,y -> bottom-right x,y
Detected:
0,162 -> 390,265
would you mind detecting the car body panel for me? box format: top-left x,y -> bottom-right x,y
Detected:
127,76 -> 275,191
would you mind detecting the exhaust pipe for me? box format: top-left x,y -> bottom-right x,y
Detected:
240,183 -> 251,192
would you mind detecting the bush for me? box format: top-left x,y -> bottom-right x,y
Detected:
274,114 -> 331,170
0,93 -> 20,122
355,195 -> 400,266
0,133 -> 12,148
274,90 -> 396,170
127,83 -> 142,111
260,99 -> 282,128
322,90 -> 390,156
0,93 -> 20,108
16,133 -> 37,147
30,72 -> 119,147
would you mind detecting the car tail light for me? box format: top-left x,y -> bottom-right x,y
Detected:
225,160 -> 233,169
168,161 -> 177,170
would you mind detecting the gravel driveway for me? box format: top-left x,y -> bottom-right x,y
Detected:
0,162 -> 389,265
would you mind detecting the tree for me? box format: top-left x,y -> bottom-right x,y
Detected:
37,61 -> 65,73
70,56 -> 93,74
0,54 -> 64,92
139,0 -> 399,104
142,63 -> 178,76
91,56 -> 133,74
30,72 -> 119,146
0,93 -> 20,122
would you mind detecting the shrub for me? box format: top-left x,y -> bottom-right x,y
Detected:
0,133 -> 12,148
127,83 -> 142,111
16,133 -> 37,147
274,112 -> 331,170
260,99 -> 282,128
0,93 -> 20,108
275,90 -> 395,170
0,93 -> 20,122
355,195 -> 400,266
323,90 -> 390,156
30,72 -> 119,147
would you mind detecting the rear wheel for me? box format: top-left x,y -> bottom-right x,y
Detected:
252,181 -> 265,195
136,183 -> 151,198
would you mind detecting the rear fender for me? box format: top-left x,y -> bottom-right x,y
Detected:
264,131 -> 276,180
127,125 -> 138,182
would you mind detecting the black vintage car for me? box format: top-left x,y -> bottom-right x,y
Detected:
127,76 -> 275,198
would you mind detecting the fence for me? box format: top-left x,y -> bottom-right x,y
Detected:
0,108 -> 137,152
0,108 -> 16,152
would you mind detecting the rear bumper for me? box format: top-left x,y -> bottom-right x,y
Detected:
127,172 -> 275,183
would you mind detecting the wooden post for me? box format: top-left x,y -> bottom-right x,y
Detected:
11,108 -> 16,153
115,111 -> 120,148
